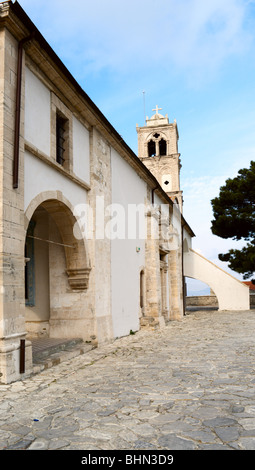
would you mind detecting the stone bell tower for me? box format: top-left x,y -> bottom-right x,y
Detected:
136,105 -> 183,211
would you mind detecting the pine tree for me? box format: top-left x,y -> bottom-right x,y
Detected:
211,161 -> 255,279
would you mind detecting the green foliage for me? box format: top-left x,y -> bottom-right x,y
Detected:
211,161 -> 255,278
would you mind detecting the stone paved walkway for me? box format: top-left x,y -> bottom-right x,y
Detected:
1,310 -> 255,451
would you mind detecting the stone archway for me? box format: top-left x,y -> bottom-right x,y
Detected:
24,192 -> 92,339
183,248 -> 249,311
25,191 -> 91,289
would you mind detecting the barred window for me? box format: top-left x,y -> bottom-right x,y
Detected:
56,113 -> 68,166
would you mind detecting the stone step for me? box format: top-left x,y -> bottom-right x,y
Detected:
28,337 -> 95,375
30,337 -> 85,362
140,316 -> 165,328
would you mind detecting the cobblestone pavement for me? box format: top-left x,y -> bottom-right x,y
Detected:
1,310 -> 255,451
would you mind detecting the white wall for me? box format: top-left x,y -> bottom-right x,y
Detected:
72,116 -> 90,185
111,148 -> 147,338
25,68 -> 90,187
24,151 -> 88,212
25,67 -> 51,156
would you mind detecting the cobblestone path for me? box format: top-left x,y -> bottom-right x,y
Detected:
1,310 -> 255,451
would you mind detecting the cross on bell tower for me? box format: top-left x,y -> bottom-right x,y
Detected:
152,105 -> 162,115
136,106 -> 183,211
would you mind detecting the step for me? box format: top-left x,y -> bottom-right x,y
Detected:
30,337 -> 84,362
28,337 -> 95,375
140,316 -> 165,328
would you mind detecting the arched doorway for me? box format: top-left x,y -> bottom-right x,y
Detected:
24,197 -> 91,339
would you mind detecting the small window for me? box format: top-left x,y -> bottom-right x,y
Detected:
56,113 -> 68,166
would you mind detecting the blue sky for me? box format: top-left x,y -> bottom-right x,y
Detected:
17,0 -> 255,292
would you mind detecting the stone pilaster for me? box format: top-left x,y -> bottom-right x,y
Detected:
0,27 -> 32,383
88,128 -> 113,344
144,205 -> 162,319
168,248 -> 184,321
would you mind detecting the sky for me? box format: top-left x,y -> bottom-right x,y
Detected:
16,0 -> 255,294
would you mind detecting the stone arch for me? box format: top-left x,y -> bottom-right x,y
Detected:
24,191 -> 91,291
146,131 -> 168,157
146,130 -> 168,142
184,249 -> 249,310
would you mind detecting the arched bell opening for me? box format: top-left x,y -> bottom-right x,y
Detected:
159,138 -> 167,156
148,139 -> 156,157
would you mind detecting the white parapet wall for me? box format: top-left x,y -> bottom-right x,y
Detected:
184,249 -> 250,311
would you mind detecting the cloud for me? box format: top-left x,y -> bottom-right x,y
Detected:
17,0 -> 255,278
18,0 -> 255,84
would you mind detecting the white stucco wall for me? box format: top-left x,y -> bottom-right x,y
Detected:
72,116 -> 90,185
172,203 -> 182,239
25,68 -> 90,187
24,151 -> 88,212
25,67 -> 51,156
111,148 -> 147,338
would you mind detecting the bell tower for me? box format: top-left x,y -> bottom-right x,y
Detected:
136,106 -> 183,211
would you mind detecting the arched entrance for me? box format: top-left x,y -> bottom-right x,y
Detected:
24,195 -> 92,340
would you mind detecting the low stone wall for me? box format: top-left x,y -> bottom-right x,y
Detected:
186,295 -> 218,307
187,294 -> 255,309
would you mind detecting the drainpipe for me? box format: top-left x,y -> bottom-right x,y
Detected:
19,339 -> 25,374
151,187 -> 157,205
181,224 -> 186,316
13,34 -> 34,189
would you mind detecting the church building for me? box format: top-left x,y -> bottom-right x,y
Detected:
0,1 -> 249,384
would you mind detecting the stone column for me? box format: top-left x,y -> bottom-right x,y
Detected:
0,28 -> 32,383
88,128 -> 114,344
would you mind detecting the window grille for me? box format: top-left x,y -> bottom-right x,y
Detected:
56,114 -> 67,165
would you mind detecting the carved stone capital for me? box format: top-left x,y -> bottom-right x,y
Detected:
66,267 -> 91,291
0,2 -> 10,15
